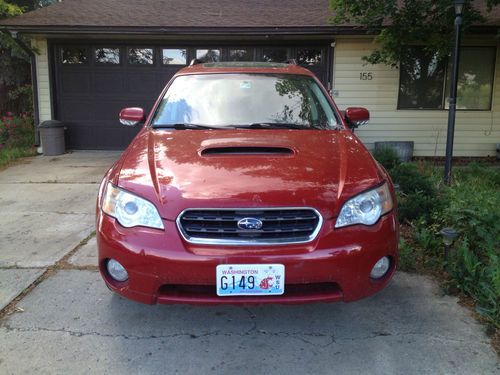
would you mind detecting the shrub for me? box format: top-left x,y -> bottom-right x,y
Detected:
372,147 -> 401,171
0,112 -> 34,148
404,163 -> 500,328
390,163 -> 436,196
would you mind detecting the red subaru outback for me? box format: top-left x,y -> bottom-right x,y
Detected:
96,62 -> 398,305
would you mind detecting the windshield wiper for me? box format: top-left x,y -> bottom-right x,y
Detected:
233,122 -> 307,129
152,123 -> 231,130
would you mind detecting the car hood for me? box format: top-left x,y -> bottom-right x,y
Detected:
115,129 -> 383,220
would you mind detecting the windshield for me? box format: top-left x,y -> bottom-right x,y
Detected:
151,74 -> 339,129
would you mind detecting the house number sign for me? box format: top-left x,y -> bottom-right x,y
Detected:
359,72 -> 373,80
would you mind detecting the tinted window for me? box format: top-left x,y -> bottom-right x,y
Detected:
152,74 -> 337,128
445,47 -> 495,110
398,47 -> 446,109
297,49 -> 322,66
61,47 -> 87,65
128,48 -> 154,65
398,46 -> 496,110
196,49 -> 221,63
229,49 -> 254,61
95,47 -> 120,64
162,49 -> 187,65
262,48 -> 287,63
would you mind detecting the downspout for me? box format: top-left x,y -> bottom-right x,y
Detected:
2,30 -> 40,146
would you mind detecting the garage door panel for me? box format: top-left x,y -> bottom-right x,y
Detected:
60,71 -> 91,95
92,72 -> 125,95
92,101 -> 130,122
59,101 -> 94,121
124,72 -> 160,96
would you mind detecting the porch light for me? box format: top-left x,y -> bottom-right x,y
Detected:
454,0 -> 465,16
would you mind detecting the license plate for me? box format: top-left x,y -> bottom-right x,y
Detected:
216,264 -> 285,296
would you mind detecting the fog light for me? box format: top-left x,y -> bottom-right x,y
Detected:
106,259 -> 128,282
370,256 -> 390,279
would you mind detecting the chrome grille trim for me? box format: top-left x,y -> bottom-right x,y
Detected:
176,207 -> 323,246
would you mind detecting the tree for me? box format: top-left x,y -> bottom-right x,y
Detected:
0,0 -> 57,112
0,0 -> 29,88
329,0 -> 500,67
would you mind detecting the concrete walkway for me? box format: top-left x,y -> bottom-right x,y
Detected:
0,152 -> 498,374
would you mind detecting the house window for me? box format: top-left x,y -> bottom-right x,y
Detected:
398,46 -> 495,110
297,49 -> 322,66
128,48 -> 154,65
61,47 -> 88,65
95,47 -> 120,65
229,49 -> 254,61
445,47 -> 496,110
262,48 -> 287,63
162,49 -> 187,65
196,49 -> 221,63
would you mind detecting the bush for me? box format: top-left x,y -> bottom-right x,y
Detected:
0,112 -> 34,148
372,147 -> 401,171
371,152 -> 442,223
402,163 -> 500,328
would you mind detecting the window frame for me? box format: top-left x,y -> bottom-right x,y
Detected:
161,48 -> 188,66
60,46 -> 89,65
397,45 -> 496,112
93,46 -> 122,66
127,47 -> 156,66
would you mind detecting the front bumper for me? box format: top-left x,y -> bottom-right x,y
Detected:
96,211 -> 399,305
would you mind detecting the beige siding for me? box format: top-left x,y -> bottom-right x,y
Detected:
333,37 -> 500,157
31,38 -> 52,122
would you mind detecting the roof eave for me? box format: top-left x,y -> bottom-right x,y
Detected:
0,25 -> 370,36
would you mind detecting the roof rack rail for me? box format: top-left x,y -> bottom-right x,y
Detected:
283,58 -> 297,65
189,58 -> 203,66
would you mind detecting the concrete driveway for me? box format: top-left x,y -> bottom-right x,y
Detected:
0,152 -> 498,374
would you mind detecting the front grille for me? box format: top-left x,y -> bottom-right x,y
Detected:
177,208 -> 322,245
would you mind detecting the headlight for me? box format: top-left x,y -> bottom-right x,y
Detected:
335,182 -> 393,228
102,183 -> 164,230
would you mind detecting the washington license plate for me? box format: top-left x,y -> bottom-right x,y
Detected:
216,264 -> 285,296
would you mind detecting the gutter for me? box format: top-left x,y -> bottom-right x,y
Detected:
1,30 -> 40,146
0,25 -> 367,36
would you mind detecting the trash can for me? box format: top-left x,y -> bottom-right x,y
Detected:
38,120 -> 65,156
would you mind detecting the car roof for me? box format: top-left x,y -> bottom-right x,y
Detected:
175,61 -> 316,77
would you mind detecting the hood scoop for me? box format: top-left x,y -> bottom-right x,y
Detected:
201,146 -> 294,156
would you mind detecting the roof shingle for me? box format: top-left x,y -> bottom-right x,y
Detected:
0,0 -> 333,28
0,0 -> 499,32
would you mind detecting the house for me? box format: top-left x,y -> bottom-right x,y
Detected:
1,0 -> 499,156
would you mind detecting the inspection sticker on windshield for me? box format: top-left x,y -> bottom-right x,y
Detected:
216,264 -> 284,296
240,81 -> 252,89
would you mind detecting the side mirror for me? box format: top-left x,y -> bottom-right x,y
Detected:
119,107 -> 145,126
344,107 -> 370,129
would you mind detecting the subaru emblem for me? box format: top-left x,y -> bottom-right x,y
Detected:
237,217 -> 263,230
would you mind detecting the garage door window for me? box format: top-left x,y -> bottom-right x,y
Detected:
297,49 -> 322,66
95,47 -> 120,65
162,49 -> 187,65
229,49 -> 254,61
128,48 -> 154,65
61,47 -> 88,65
262,48 -> 288,63
196,49 -> 221,63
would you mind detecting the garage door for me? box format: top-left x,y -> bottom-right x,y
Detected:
54,43 -> 331,150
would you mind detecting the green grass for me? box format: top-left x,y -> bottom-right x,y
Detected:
0,146 -> 37,169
